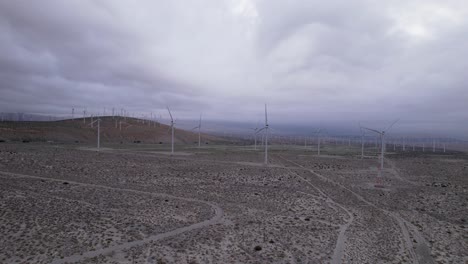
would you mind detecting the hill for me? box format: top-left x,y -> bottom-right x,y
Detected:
0,116 -> 225,145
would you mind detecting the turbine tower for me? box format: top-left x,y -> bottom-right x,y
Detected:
167,107 -> 175,154
359,126 -> 366,159
264,104 -> 269,164
315,129 -> 323,156
192,114 -> 202,148
251,121 -> 260,150
256,104 -> 269,165
89,118 -> 101,150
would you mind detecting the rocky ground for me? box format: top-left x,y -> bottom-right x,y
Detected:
0,142 -> 466,263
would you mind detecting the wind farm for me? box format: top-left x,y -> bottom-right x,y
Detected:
0,106 -> 467,264
1,1 -> 468,263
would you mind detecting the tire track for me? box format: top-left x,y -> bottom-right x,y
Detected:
271,155 -> 354,264
0,171 -> 224,264
272,155 -> 430,264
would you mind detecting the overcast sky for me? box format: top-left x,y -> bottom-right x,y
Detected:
0,1 -> 467,137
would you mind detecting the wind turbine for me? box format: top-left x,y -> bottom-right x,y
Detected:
167,107 -> 175,154
89,117 -> 101,150
119,120 -> 132,131
359,125 -> 366,159
315,129 -> 323,156
192,114 -> 202,148
360,119 -> 399,185
250,121 -> 261,150
83,109 -> 87,124
256,104 -> 269,165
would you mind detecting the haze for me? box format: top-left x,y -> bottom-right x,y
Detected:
1,0 -> 467,138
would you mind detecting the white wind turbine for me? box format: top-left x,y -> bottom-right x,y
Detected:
255,104 -> 269,165
315,128 -> 323,156
360,119 -> 399,184
119,120 -> 132,131
167,106 -> 175,154
359,126 -> 366,159
83,109 -> 86,124
89,117 -> 102,150
250,121 -> 261,150
191,114 -> 202,148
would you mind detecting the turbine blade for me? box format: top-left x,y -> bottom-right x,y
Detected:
166,106 -> 173,121
256,127 -> 266,134
361,126 -> 381,134
358,123 -> 365,135
88,119 -> 98,126
385,119 -> 399,132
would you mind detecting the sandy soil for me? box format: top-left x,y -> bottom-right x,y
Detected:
0,142 -> 466,263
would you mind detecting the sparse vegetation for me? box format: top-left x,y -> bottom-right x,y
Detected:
0,142 -> 465,263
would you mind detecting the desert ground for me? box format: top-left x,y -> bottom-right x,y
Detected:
0,141 -> 466,263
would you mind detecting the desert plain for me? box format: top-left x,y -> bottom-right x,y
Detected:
0,141 -> 466,264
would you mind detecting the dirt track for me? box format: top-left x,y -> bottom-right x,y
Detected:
0,143 -> 466,263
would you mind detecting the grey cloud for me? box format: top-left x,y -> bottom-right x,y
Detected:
0,0 -> 467,138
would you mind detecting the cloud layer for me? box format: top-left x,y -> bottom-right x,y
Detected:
0,0 -> 467,136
